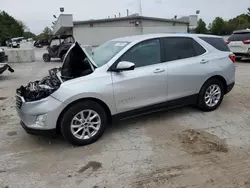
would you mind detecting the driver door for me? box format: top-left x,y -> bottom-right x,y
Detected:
111,39 -> 168,113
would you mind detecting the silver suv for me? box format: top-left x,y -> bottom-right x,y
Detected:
16,34 -> 236,146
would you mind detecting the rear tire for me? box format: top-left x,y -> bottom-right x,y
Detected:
197,79 -> 224,112
43,53 -> 51,62
60,100 -> 107,146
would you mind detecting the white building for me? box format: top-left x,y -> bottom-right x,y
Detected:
53,14 -> 190,46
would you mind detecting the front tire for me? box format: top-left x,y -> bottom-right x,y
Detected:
198,79 -> 224,111
43,53 -> 51,62
60,100 -> 107,146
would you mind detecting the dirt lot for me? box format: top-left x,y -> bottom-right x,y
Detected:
1,50 -> 250,188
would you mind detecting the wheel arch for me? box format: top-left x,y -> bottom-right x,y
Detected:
56,97 -> 112,133
200,75 -> 227,94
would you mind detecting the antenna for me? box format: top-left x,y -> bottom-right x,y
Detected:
127,9 -> 129,16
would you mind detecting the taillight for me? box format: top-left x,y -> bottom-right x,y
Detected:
226,40 -> 230,44
242,40 -> 250,44
229,54 -> 236,63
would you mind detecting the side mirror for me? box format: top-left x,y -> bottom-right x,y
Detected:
113,61 -> 135,72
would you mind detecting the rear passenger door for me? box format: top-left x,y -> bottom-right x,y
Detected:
162,37 -> 208,101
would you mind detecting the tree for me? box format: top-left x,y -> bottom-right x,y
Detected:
23,31 -> 36,39
0,11 -> 25,45
42,27 -> 53,39
211,17 -> 227,35
195,19 -> 207,34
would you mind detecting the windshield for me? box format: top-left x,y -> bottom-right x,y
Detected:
91,41 -> 129,67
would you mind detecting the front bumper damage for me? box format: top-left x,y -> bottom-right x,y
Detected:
16,94 -> 66,132
16,68 -> 65,133
16,42 -> 95,134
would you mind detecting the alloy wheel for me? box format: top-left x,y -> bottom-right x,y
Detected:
70,110 -> 101,140
204,84 -> 221,107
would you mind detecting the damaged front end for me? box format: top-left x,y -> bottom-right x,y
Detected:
16,42 -> 96,103
16,68 -> 62,102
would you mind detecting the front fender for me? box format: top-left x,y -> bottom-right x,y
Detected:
51,72 -> 117,115
62,92 -> 116,114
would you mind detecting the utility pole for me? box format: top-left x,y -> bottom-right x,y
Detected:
139,0 -> 143,35
139,0 -> 142,16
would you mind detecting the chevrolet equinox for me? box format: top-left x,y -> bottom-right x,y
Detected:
16,34 -> 236,146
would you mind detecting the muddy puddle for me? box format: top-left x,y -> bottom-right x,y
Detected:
179,129 -> 228,155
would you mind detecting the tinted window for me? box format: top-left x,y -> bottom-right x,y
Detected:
228,32 -> 250,41
120,39 -> 161,68
200,37 -> 230,52
193,40 -> 206,55
163,37 -> 204,62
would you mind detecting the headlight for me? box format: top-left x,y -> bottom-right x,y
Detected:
35,114 -> 47,126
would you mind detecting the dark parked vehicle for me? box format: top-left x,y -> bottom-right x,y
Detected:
0,49 -> 8,63
34,39 -> 50,48
0,48 -> 14,74
43,35 -> 75,62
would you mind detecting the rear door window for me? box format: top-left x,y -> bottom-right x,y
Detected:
228,32 -> 250,41
199,37 -> 230,52
163,37 -> 205,62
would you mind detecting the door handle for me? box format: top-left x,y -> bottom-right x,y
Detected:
200,59 -> 209,64
153,68 -> 165,73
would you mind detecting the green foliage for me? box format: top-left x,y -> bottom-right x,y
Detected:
23,31 -> 36,39
36,27 -> 53,40
211,17 -> 227,35
43,27 -> 53,39
210,8 -> 250,35
195,19 -> 207,34
0,11 -> 25,45
0,11 -> 53,45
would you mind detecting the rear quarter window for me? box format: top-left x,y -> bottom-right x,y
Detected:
199,37 -> 230,52
228,32 -> 250,41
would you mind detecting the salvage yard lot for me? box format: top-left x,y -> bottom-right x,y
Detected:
1,51 -> 250,187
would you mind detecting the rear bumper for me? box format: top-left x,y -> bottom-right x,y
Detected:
20,121 -> 56,136
234,53 -> 250,57
225,82 -> 235,94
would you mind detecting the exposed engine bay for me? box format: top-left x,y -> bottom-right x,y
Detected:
17,68 -> 62,102
16,42 -> 96,102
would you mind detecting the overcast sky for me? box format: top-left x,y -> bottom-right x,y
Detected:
1,0 -> 249,34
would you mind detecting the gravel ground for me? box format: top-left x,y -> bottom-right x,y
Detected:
1,50 -> 250,188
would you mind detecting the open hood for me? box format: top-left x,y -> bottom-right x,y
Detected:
61,42 -> 97,78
